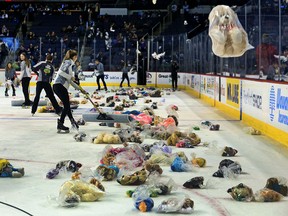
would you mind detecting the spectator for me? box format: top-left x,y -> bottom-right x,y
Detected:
171,3 -> 178,21
21,21 -> 27,39
49,31 -> 58,43
1,25 -> 9,36
266,61 -> 278,80
256,34 -> 277,74
27,4 -> 35,21
27,31 -> 36,40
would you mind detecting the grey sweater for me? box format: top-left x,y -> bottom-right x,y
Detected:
54,59 -> 75,90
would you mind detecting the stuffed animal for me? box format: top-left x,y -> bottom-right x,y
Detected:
117,169 -> 147,185
46,160 -> 82,179
265,177 -> 288,196
222,146 -> 238,157
167,131 -> 201,146
96,165 -> 117,181
227,183 -> 254,201
144,162 -> 163,175
58,179 -> 105,206
208,5 -> 253,57
92,132 -> 122,144
0,159 -> 24,178
183,176 -> 205,189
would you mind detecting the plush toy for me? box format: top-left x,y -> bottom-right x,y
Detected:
209,124 -> 220,131
89,178 -> 105,192
0,159 -> 24,178
265,177 -> 288,196
96,165 -> 117,181
208,5 -> 253,57
157,197 -> 194,214
213,159 -> 242,178
254,188 -> 283,202
167,131 -> 201,146
92,132 -> 122,144
144,162 -> 163,176
46,160 -> 82,179
73,132 -> 87,142
117,169 -> 147,185
227,183 -> 254,201
183,176 -> 205,189
58,180 -> 105,207
191,153 -> 206,167
222,146 -> 238,157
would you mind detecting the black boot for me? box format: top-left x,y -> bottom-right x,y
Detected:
70,118 -> 79,130
12,91 -> 16,96
57,119 -> 69,133
5,89 -> 8,97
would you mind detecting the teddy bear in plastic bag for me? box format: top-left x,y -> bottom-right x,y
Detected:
58,179 -> 105,207
208,5 -> 253,57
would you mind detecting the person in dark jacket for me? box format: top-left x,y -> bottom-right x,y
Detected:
120,63 -> 131,88
94,59 -> 107,91
31,54 -> 62,116
4,62 -> 17,97
171,60 -> 179,91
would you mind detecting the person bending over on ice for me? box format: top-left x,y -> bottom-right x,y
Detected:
19,52 -> 33,106
120,62 -> 131,88
31,54 -> 63,116
94,59 -> 108,91
4,62 -> 17,97
53,50 -> 82,133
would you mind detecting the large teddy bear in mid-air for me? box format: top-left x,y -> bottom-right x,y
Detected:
208,5 -> 253,57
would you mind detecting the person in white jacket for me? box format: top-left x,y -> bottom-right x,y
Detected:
53,49 -> 82,133
19,52 -> 33,106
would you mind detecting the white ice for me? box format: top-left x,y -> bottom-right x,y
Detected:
0,86 -> 288,216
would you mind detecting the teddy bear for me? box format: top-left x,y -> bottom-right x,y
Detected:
144,162 -> 163,176
117,169 -> 147,185
92,132 -> 122,144
58,179 -> 105,207
0,158 -> 24,178
96,165 -> 117,181
208,5 -> 253,57
167,131 -> 201,146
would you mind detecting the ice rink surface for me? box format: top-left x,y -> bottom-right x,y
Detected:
0,86 -> 288,216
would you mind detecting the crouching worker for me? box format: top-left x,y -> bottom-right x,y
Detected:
53,50 -> 83,133
31,54 -> 62,116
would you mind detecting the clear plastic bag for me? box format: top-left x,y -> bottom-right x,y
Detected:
191,153 -> 206,167
213,159 -> 242,178
244,127 -> 261,135
157,196 -> 194,214
171,157 -> 193,172
208,5 -> 253,57
265,177 -> 288,196
58,180 -> 105,207
227,183 -> 254,202
165,104 -> 179,118
148,175 -> 177,195
254,188 -> 283,202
